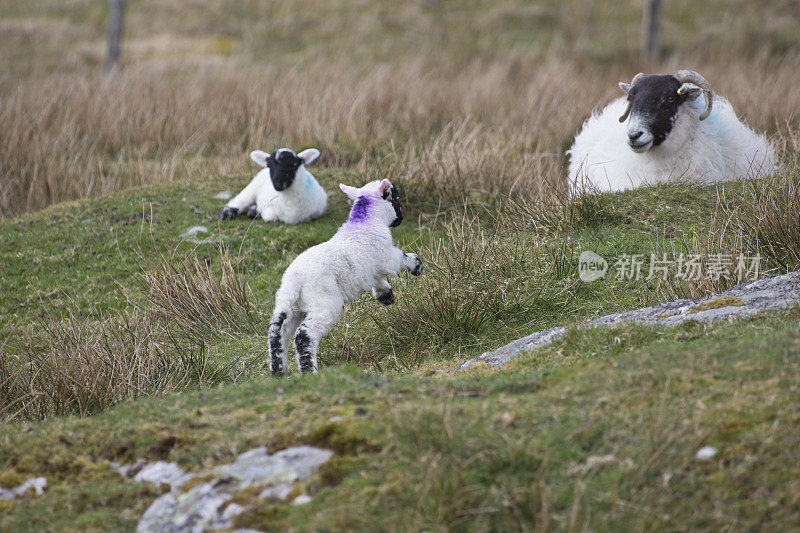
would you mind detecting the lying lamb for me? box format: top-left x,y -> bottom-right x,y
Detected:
268,179 -> 423,374
568,70 -> 779,194
220,148 -> 327,224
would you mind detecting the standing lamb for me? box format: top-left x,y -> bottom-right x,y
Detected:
268,179 -> 423,374
568,70 -> 779,194
220,148 -> 327,224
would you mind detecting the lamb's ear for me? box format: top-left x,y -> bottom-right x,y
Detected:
378,179 -> 392,195
297,148 -> 320,165
618,82 -> 632,94
250,150 -> 270,167
339,184 -> 359,200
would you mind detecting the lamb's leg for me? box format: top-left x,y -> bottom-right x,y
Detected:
268,309 -> 301,375
221,171 -> 267,220
259,205 -> 278,223
294,303 -> 341,373
372,279 -> 395,305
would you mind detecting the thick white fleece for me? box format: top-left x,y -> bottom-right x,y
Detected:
225,152 -> 327,224
568,95 -> 779,193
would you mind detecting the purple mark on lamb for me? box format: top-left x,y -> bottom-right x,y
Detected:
348,196 -> 372,223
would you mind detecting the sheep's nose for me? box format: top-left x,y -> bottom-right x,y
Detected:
628,130 -> 644,142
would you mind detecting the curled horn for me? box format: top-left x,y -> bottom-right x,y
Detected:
674,69 -> 714,121
618,72 -> 645,123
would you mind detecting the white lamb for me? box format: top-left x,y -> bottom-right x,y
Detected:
568,70 -> 779,194
220,148 -> 327,224
267,179 -> 423,374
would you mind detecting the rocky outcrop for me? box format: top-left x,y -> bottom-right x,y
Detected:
456,271 -> 800,370
114,446 -> 333,533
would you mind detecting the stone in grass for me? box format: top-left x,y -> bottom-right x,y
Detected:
695,446 -> 718,460
0,477 -> 47,500
137,446 -> 333,533
180,226 -> 217,245
134,461 -> 193,489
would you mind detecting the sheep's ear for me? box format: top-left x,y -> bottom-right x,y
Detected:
677,83 -> 701,100
250,150 -> 270,167
297,148 -> 320,165
339,184 -> 359,200
378,179 -> 393,195
618,82 -> 632,94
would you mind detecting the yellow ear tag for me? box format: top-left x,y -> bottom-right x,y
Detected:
677,86 -> 687,95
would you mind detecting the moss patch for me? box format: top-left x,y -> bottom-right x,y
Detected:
689,296 -> 745,313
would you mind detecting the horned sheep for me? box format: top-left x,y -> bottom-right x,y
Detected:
568,70 -> 779,194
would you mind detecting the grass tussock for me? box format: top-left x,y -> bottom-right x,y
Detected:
0,245 -> 260,422
326,211 -> 578,370
725,162 -> 800,272
0,308 -> 213,421
139,243 -> 257,338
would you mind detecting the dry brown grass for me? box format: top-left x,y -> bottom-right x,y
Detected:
2,0 -> 799,218
139,243 -> 257,338
2,51 -> 797,218
0,244 -> 261,421
724,161 -> 800,272
0,307 -> 211,420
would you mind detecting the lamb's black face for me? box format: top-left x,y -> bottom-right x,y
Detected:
622,75 -> 692,153
383,185 -> 403,227
267,149 -> 304,191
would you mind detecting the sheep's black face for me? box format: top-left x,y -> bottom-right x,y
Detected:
622,75 -> 692,153
267,149 -> 304,191
383,185 -> 403,227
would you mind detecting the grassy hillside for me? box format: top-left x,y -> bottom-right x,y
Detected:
2,303 -> 800,530
2,0 -> 800,530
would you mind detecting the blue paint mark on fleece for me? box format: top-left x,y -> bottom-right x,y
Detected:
348,196 -> 371,223
687,92 -> 729,143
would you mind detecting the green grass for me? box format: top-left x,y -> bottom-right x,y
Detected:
1,170 -> 798,529
2,304 -> 799,531
2,0 -> 799,527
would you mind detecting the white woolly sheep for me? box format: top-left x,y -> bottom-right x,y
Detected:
568,70 -> 779,194
267,179 -> 423,374
220,148 -> 327,224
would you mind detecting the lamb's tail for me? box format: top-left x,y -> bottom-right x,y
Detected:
272,273 -> 302,313
268,274 -> 302,375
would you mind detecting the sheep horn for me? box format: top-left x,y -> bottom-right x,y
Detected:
673,70 -> 714,121
618,72 -> 645,122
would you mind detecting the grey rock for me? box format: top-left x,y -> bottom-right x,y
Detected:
180,226 -> 217,245
0,477 -> 47,500
258,483 -> 293,501
212,446 -> 333,488
137,446 -> 333,533
456,271 -> 800,370
213,191 -> 233,200
134,461 -> 193,489
292,494 -> 312,506
110,460 -> 145,478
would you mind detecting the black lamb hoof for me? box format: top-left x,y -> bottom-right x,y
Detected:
246,206 -> 260,219
376,288 -> 395,305
220,207 -> 239,220
270,359 -> 286,376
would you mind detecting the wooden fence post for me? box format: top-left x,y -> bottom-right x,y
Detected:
105,0 -> 126,71
642,0 -> 662,65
